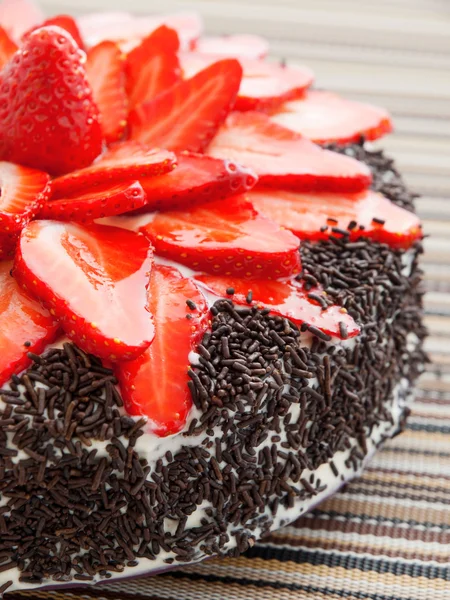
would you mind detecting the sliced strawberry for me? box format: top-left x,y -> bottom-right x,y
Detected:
128,59 -> 243,153
163,12 -> 202,51
0,231 -> 19,260
141,195 -> 301,279
86,41 -> 128,144
207,112 -> 371,193
116,264 -> 209,436
39,181 -> 146,222
272,90 -> 393,144
195,274 -> 360,339
0,261 -> 59,386
0,162 -> 51,233
125,26 -> 181,111
0,26 -> 102,175
77,11 -> 136,47
130,152 -> 257,214
0,25 -> 17,69
77,11 -> 202,52
13,221 -> 155,361
181,53 -> 313,112
194,34 -> 269,59
248,189 -> 422,249
0,0 -> 44,42
50,143 -> 176,199
25,15 -> 85,48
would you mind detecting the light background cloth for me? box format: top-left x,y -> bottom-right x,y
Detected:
16,0 -> 450,598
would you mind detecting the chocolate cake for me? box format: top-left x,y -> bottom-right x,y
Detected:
0,6 -> 425,595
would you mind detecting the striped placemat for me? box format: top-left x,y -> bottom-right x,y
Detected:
18,0 -> 450,598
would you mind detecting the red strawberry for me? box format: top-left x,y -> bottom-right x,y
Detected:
0,260 -> 59,386
193,34 -> 269,59
195,274 -> 360,339
125,26 -> 181,111
130,152 -> 257,214
272,90 -> 393,144
0,161 -> 51,233
0,0 -> 44,42
0,26 -> 102,175
25,14 -> 85,48
181,53 -> 313,112
51,143 -> 176,199
248,189 -> 422,249
13,221 -> 155,361
0,231 -> 19,260
128,59 -> 243,153
86,41 -> 128,144
0,25 -> 17,69
39,181 -> 146,222
116,264 -> 209,436
207,112 -> 372,193
141,195 -> 301,279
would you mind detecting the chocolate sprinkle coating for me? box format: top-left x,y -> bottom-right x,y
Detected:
0,148 -> 426,589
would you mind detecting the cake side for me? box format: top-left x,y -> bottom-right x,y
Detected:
0,145 -> 426,592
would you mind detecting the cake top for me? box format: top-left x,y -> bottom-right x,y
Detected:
0,2 -> 421,437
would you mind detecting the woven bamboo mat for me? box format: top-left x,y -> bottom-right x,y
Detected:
20,0 -> 450,598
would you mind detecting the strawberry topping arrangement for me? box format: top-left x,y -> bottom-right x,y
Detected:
0,4 -> 422,440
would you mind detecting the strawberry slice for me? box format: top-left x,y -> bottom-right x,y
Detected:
207,112 -> 372,193
0,25 -> 17,69
248,189 -> 422,249
130,152 -> 257,214
181,53 -> 313,112
25,15 -> 85,48
128,59 -> 243,153
272,90 -> 393,144
77,11 -> 202,52
195,274 -> 360,339
0,261 -> 59,386
141,195 -> 301,279
194,34 -> 269,59
0,161 -> 51,233
86,41 -> 128,144
0,231 -> 19,260
116,264 -> 209,436
50,143 -> 176,199
125,26 -> 181,111
13,221 -> 155,361
0,0 -> 44,42
39,181 -> 146,222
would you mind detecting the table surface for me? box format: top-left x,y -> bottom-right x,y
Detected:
19,0 -> 450,599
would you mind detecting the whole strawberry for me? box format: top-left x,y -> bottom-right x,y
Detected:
0,26 -> 102,175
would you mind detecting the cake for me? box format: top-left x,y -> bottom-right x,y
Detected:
0,4 -> 426,595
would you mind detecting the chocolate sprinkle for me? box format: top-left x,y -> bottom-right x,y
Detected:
0,147 -> 426,590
